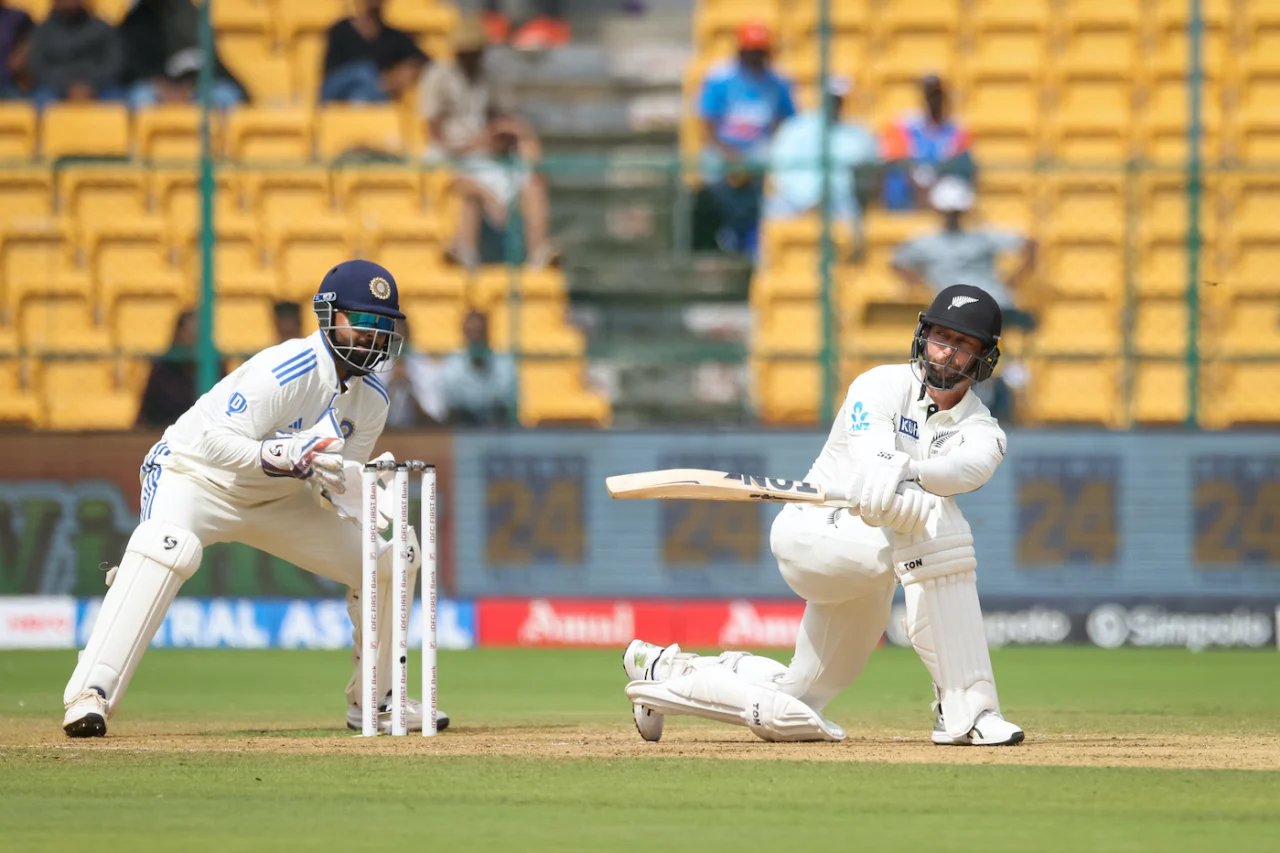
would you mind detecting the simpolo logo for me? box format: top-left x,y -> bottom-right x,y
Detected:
1086,604 -> 1274,651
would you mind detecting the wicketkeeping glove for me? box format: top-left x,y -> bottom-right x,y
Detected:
261,432 -> 346,493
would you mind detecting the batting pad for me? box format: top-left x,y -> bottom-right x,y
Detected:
65,519 -> 202,714
626,666 -> 844,742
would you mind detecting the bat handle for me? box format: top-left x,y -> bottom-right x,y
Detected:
823,485 -> 854,505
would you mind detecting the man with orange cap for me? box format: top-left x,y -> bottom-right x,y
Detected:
697,21 -> 796,255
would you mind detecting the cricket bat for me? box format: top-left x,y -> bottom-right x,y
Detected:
605,469 -> 854,507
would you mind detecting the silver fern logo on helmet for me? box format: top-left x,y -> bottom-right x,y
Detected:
949,296 -> 978,310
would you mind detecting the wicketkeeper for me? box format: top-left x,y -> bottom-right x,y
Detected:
63,260 -> 449,737
623,284 -> 1023,746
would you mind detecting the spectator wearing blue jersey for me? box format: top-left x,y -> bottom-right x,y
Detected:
880,74 -> 975,211
696,21 -> 795,256
764,76 -> 879,249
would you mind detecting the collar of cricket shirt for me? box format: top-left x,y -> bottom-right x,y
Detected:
310,329 -> 343,392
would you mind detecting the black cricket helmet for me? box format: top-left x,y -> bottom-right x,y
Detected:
911,284 -> 1002,389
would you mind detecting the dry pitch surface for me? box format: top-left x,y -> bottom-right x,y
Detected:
3,647 -> 1279,852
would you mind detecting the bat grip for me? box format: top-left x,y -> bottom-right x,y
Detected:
823,485 -> 853,505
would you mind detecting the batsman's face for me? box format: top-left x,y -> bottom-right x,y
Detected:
923,326 -> 982,389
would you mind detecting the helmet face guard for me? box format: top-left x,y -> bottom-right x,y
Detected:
911,319 -> 1000,390
314,294 -> 404,377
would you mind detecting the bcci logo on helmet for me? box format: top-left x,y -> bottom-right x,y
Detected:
369,277 -> 392,300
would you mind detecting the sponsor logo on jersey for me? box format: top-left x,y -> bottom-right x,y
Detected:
287,418 -> 303,431
849,401 -> 870,432
225,392 -> 247,416
898,415 -> 919,439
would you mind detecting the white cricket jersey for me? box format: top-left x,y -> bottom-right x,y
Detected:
157,331 -> 390,503
806,362 -> 1007,498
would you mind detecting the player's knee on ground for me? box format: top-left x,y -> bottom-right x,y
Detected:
894,500 -> 999,738
64,520 -> 202,712
771,505 -> 893,604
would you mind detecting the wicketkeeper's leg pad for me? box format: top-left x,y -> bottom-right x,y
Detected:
894,501 -> 999,739
64,519 -> 202,715
625,665 -> 845,743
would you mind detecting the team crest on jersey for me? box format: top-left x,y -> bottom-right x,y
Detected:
369,277 -> 392,300
898,415 -> 919,439
849,401 -> 870,432
340,418 -> 355,439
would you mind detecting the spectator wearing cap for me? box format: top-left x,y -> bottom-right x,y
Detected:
763,75 -> 879,248
27,0 -> 123,107
880,74 -> 974,211
419,15 -> 555,269
482,0 -> 571,50
697,21 -> 796,255
0,0 -> 34,99
320,0 -> 428,104
119,0 -> 245,110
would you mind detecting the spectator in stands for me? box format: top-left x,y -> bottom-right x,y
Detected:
321,0 -> 427,104
420,15 -> 556,268
381,318 -> 446,428
272,301 -> 302,343
136,310 -> 225,429
891,177 -> 1035,421
27,0 -> 123,107
0,0 -> 34,99
118,0 -> 245,110
763,76 -> 879,250
880,74 -> 974,211
442,310 -> 515,426
697,22 -> 796,256
481,0 -> 571,50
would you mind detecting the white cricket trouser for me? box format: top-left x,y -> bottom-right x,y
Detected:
766,503 -> 898,712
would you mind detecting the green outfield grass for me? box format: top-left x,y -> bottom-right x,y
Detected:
2,646 -> 1279,852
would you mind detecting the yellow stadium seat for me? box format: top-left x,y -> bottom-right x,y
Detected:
215,294 -> 277,356
845,299 -> 922,358
1146,24 -> 1228,84
243,169 -> 333,227
964,81 -> 1040,163
316,105 -> 407,160
1133,298 -> 1189,357
1141,79 -> 1223,164
1139,174 -> 1217,241
784,0 -> 869,42
291,33 -> 329,104
218,34 -> 295,105
472,266 -> 567,305
226,107 -> 313,162
57,167 -> 150,232
335,167 -> 438,238
517,359 -> 611,428
963,30 -> 1046,85
272,224 -> 350,300
275,0 -> 348,42
837,261 -> 902,307
488,298 -> 585,356
777,33 -> 869,97
41,104 -> 130,161
0,169 -> 54,233
0,102 -> 36,159
1207,364 -> 1280,426
366,229 -> 450,295
753,359 -> 820,424
88,221 -> 175,300
1227,174 -> 1280,238
0,357 -> 40,426
694,0 -> 781,47
1024,359 -> 1120,425
20,295 -> 110,354
135,105 -> 224,162
970,0 -> 1051,33
211,0 -> 271,34
41,359 -> 138,430
1044,236 -> 1123,299
7,0 -> 50,22
92,0 -> 131,23
1,224 -> 81,316
976,172 -> 1037,232
1227,237 -> 1280,297
876,0 -> 960,33
1220,297 -> 1280,357
383,0 -> 455,35
873,0 -> 959,84
1151,0 -> 1231,33
1037,300 -> 1120,357
869,78 -> 924,129
401,295 -> 466,354
1131,362 -> 1189,424
1050,79 -> 1134,161
105,282 -> 189,356
1136,235 -> 1193,297
152,168 -> 251,235
752,267 -> 818,303
1045,174 -> 1124,239
755,297 -> 821,356
759,215 -> 854,273
1235,66 -> 1280,160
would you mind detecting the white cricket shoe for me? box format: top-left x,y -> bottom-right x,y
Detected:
931,708 -> 1024,746
623,639 -> 680,742
346,695 -> 450,734
63,688 -> 109,738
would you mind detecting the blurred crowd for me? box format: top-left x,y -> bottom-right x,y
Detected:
694,21 -> 1039,420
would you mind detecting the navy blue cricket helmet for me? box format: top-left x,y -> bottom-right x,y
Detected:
313,259 -> 406,377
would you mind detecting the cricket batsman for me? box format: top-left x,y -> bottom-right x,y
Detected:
623,284 -> 1023,746
62,259 -> 449,737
